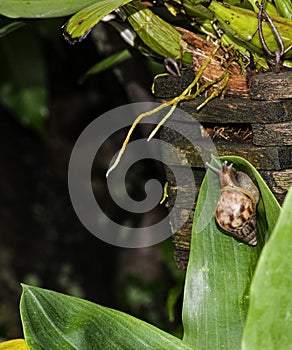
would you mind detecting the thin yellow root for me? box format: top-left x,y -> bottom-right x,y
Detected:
160,181 -> 169,204
106,44 -> 222,177
147,103 -> 178,141
106,102 -> 169,177
197,71 -> 230,110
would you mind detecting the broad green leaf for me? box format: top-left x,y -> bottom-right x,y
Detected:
83,49 -> 131,80
0,339 -> 28,350
120,0 -> 193,64
63,0 -> 132,44
209,2 -> 292,58
183,156 -> 281,349
20,284 -> 196,350
242,187 -> 292,349
0,0 -> 99,19
0,27 -> 48,134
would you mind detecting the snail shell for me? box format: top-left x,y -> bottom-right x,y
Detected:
206,161 -> 259,246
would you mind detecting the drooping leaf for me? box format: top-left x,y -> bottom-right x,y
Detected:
242,187 -> 292,349
83,49 -> 132,80
0,17 -> 24,37
0,0 -> 99,19
182,156 -> 281,350
63,0 -> 132,44
167,282 -> 184,322
0,339 -> 28,350
0,27 -> 48,134
20,284 -> 196,350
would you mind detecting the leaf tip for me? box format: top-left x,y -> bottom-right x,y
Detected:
62,21 -> 94,45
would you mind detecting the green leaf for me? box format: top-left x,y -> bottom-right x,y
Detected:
209,1 -> 292,59
167,283 -> 184,322
121,1 -> 192,64
274,0 -> 292,19
83,49 -> 132,81
246,0 -> 278,15
0,0 -> 99,19
0,17 -> 24,37
182,156 -> 281,349
0,339 -> 29,350
63,0 -> 132,44
242,187 -> 292,349
20,284 -> 196,350
183,1 -> 213,21
0,27 -> 48,134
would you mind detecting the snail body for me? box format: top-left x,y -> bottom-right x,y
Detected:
206,161 -> 259,246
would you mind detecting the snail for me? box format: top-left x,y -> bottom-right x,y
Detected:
206,161 -> 259,246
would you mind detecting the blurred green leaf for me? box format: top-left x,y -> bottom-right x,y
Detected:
0,0 -> 99,18
0,27 -> 48,134
167,283 -> 184,322
182,156 -> 281,349
20,284 -> 196,350
242,187 -> 292,349
63,0 -> 132,44
0,17 -> 24,37
83,49 -> 132,80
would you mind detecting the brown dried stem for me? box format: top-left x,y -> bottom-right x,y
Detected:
256,0 -> 284,72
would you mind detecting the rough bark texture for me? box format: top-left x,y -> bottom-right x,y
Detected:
155,71 -> 292,269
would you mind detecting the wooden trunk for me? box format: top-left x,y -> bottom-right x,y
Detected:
154,71 -> 292,269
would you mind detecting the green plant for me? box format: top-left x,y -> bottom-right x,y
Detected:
0,1 -> 291,349
0,0 -> 292,133
0,156 -> 291,349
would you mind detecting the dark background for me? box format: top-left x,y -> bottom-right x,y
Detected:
0,18 -> 184,340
